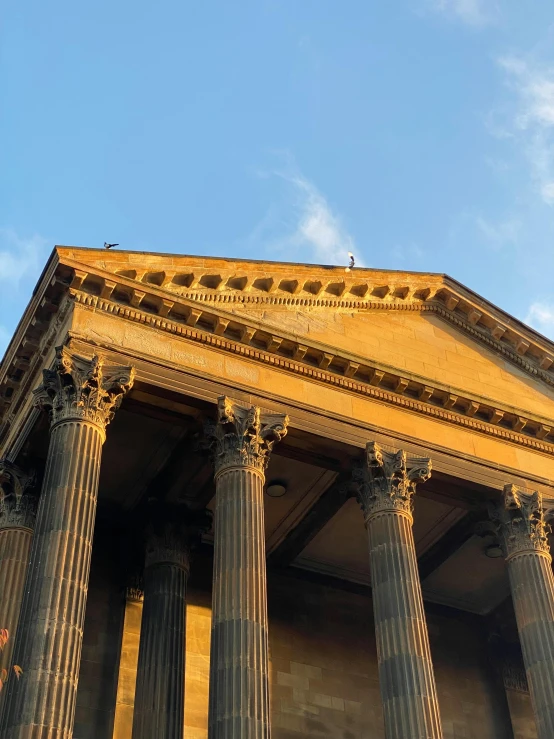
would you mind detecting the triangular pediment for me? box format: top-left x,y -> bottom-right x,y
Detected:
56,246 -> 554,374
2,246 -> 554,454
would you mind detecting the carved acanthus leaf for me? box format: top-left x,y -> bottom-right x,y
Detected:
205,396 -> 289,474
0,459 -> 37,530
144,505 -> 212,571
492,485 -> 554,558
356,441 -> 431,521
125,571 -> 145,603
145,526 -> 192,571
33,346 -> 135,431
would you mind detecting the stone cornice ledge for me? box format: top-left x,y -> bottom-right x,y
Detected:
2,255 -> 554,456
60,255 -> 554,389
68,289 -> 554,456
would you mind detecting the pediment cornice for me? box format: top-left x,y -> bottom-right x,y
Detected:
59,248 -> 554,381
1,247 -> 554,455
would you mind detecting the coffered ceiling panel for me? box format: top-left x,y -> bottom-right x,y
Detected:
422,535 -> 510,615
294,495 -> 466,586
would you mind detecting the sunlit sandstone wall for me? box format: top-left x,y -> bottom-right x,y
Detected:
73,560 -> 530,739
74,527 -> 125,739
236,308 -> 554,419
505,690 -> 538,739
268,575 -> 514,739
71,306 -> 554,481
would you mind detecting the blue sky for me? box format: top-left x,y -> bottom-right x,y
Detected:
2,0 -> 554,356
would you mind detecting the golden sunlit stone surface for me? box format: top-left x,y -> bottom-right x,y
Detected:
1,246 -> 551,739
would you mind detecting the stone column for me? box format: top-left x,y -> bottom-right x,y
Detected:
205,397 -> 288,739
492,484 -> 554,739
132,509 -> 209,739
356,442 -> 443,739
0,461 -> 37,680
0,346 -> 134,739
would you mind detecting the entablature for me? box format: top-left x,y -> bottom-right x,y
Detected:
2,249 -> 554,458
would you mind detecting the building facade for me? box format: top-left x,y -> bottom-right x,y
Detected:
0,245 -> 553,738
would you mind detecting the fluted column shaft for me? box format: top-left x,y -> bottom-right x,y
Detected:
206,396 -> 288,739
494,484 -> 554,739
0,527 -> 33,675
0,347 -> 134,739
132,538 -> 189,739
367,509 -> 443,739
1,421 -> 103,738
357,442 -> 443,739
507,553 -> 554,738
209,465 -> 268,739
0,460 -> 36,677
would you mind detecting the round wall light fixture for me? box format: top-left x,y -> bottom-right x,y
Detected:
266,481 -> 287,498
485,544 -> 503,559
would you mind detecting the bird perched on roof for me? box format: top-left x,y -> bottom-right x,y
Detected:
345,251 -> 355,272
104,242 -> 119,250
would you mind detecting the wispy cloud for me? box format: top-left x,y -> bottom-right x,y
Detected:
282,172 -> 355,265
475,216 -> 521,249
430,0 -> 497,27
0,229 -> 49,282
251,160 -> 358,266
525,302 -> 554,339
495,56 -> 554,205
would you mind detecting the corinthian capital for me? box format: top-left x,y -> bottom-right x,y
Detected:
33,346 -> 135,432
492,485 -> 553,559
205,396 -> 289,474
144,505 -> 212,572
125,572 -> 144,603
0,459 -> 37,530
356,441 -> 431,522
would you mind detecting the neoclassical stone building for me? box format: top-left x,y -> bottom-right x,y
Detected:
1,245 -> 554,739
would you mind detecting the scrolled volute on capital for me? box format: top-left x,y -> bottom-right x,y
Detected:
0,458 -> 37,530
492,484 -> 554,559
356,441 -> 431,521
205,396 -> 289,473
33,346 -> 135,431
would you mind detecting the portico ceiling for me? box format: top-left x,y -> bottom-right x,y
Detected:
291,493 -> 510,615
84,387 -> 511,617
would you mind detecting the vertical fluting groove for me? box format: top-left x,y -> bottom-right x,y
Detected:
0,527 -> 33,677
367,511 -> 443,739
507,552 -> 554,739
131,562 -> 188,739
208,467 -> 269,739
0,421 -> 104,739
